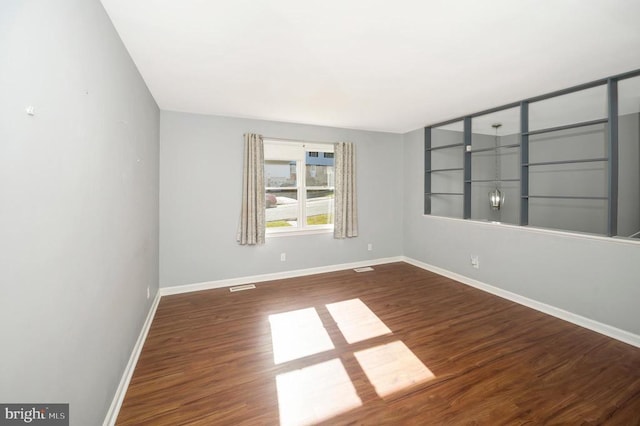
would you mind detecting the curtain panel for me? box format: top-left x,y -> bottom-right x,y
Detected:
237,133 -> 265,245
334,142 -> 358,239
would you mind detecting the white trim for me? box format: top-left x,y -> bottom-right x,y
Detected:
160,257 -> 403,296
263,137 -> 335,150
103,291 -> 162,426
421,214 -> 640,246
266,227 -> 333,237
401,256 -> 640,348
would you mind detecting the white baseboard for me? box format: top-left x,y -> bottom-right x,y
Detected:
401,256 -> 640,348
103,291 -> 162,426
160,256 -> 404,296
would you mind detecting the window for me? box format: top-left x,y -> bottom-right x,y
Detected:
264,140 -> 335,234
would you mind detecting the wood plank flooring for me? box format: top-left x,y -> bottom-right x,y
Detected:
116,262 -> 640,425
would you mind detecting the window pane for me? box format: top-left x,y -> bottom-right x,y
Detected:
529,163 -> 607,198
618,75 -> 640,239
428,120 -> 464,218
529,85 -> 606,131
470,181 -> 520,224
306,190 -> 334,225
431,148 -> 463,170
529,123 -> 606,163
471,107 -> 520,148
470,107 -> 520,224
527,123 -> 607,235
431,169 -> 463,193
432,121 -> 464,147
266,189 -> 298,228
428,194 -> 463,218
529,198 -> 607,235
306,152 -> 334,187
266,160 -> 296,187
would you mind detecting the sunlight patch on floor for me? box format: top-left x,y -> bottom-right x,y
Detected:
276,358 -> 362,426
269,307 -> 334,364
354,340 -> 435,398
325,298 -> 392,344
271,301 -> 436,424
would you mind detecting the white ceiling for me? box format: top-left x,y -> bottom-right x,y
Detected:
100,0 -> 640,134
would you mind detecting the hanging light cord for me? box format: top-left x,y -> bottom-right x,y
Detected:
494,125 -> 500,183
488,123 -> 503,211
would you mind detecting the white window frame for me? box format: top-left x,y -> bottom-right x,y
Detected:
264,140 -> 335,236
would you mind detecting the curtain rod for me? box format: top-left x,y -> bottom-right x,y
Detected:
260,136 -> 336,146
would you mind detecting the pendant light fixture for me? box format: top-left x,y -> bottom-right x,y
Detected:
488,123 -> 504,210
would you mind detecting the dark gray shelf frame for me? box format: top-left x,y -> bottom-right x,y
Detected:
463,117 -> 472,219
523,118 -> 608,136
607,78 -> 619,237
426,167 -> 464,173
467,178 -> 520,183
525,195 -> 608,200
521,101 -> 529,226
426,192 -> 464,196
423,67 -> 640,236
427,142 -> 465,151
470,143 -> 520,153
525,157 -> 608,167
424,128 -> 431,214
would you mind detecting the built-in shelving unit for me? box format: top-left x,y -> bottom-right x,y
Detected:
424,68 -> 640,238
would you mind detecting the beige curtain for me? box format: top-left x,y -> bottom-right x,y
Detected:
334,142 -> 358,238
237,133 -> 265,245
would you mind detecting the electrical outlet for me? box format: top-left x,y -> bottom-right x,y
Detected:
280,252 -> 286,261
470,255 -> 479,269
367,243 -> 373,251
146,286 -> 150,299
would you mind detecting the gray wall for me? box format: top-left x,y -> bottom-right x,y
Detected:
160,111 -> 403,288
403,127 -> 640,336
0,1 -> 159,425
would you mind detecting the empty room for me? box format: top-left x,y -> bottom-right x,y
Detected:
2,1 -> 640,425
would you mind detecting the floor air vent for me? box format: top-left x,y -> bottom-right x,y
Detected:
229,284 -> 256,292
353,267 -> 374,273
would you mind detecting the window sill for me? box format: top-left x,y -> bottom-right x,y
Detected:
266,227 -> 334,238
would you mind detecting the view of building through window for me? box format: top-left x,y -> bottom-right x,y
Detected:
264,142 -> 335,232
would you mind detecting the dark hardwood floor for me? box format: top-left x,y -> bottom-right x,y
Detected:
116,262 -> 640,425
